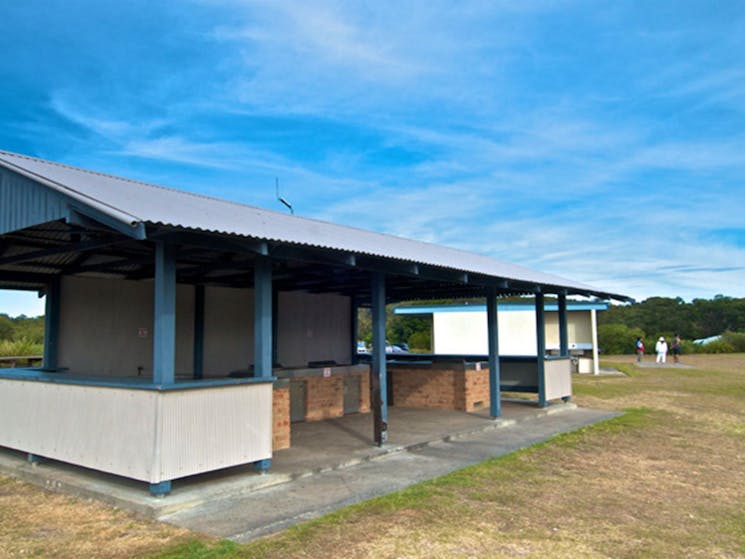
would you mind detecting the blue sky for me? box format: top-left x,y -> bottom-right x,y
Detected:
1,0 -> 744,316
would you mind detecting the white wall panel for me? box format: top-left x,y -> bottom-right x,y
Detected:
433,310 -> 595,356
159,383 -> 272,480
0,379 -> 273,483
433,312 -> 487,354
0,380 -> 157,480
545,358 -> 572,400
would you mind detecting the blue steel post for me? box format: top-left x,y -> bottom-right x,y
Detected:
193,284 -> 205,379
351,295 -> 359,365
272,287 -> 279,367
253,255 -> 273,379
535,292 -> 547,407
43,276 -> 60,370
486,288 -> 501,418
153,242 -> 176,385
371,272 -> 388,445
558,292 -> 568,357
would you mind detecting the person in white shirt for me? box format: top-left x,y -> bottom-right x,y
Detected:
655,337 -> 668,364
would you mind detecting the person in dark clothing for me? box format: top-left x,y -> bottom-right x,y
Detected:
671,333 -> 682,363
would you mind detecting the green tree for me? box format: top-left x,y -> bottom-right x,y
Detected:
597,324 -> 646,355
0,314 -> 13,341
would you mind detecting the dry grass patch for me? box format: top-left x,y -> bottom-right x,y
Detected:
0,476 -> 194,558
2,354 -> 744,558
222,356 -> 744,559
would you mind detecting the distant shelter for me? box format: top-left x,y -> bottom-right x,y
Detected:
394,301 -> 606,375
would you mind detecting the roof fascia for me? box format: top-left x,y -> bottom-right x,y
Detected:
0,157 -> 144,236
393,301 -> 610,314
149,228 -> 269,256
66,205 -> 146,240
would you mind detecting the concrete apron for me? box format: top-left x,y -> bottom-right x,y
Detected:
0,401 -> 619,541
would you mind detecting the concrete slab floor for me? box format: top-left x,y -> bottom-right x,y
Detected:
634,361 -> 694,368
0,401 -> 620,541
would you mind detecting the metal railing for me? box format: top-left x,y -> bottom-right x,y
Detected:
0,355 -> 43,368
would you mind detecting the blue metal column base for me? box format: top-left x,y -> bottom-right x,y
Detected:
254,458 -> 272,473
149,480 -> 172,496
27,453 -> 42,464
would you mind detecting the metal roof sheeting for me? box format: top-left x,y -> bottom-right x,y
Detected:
0,150 -> 628,300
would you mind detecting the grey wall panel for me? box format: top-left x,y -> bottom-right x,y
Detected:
58,277 -> 194,377
175,286 -> 195,375
202,286 -> 253,377
277,291 -> 351,367
0,168 -> 68,234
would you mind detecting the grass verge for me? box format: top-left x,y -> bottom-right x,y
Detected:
2,354 -> 744,558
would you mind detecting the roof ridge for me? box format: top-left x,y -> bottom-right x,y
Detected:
0,150 -> 499,255
0,149 -> 242,205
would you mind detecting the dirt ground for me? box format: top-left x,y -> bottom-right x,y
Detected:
1,354 -> 744,558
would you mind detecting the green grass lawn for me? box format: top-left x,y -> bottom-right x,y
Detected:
145,354 -> 745,559
2,355 -> 743,558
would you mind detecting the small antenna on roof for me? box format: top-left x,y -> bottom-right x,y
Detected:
275,177 -> 294,215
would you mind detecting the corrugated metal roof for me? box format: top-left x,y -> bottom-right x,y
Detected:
0,150 -> 629,300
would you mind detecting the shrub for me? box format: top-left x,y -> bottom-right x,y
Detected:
696,338 -> 735,354
408,330 -> 431,353
680,339 -> 699,354
0,337 -> 44,358
721,330 -> 745,352
597,324 -> 646,354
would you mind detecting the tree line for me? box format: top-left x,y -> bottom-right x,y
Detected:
0,314 -> 45,357
4,295 -> 743,357
597,295 -> 745,354
360,295 -> 745,355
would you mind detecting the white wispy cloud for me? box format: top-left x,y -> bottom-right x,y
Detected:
3,0 -> 745,307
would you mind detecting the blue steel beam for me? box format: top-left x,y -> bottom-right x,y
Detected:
43,276 -> 60,370
253,256 -> 273,379
486,288 -> 501,418
535,292 -> 547,407
371,272 -> 388,446
153,242 -> 176,385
